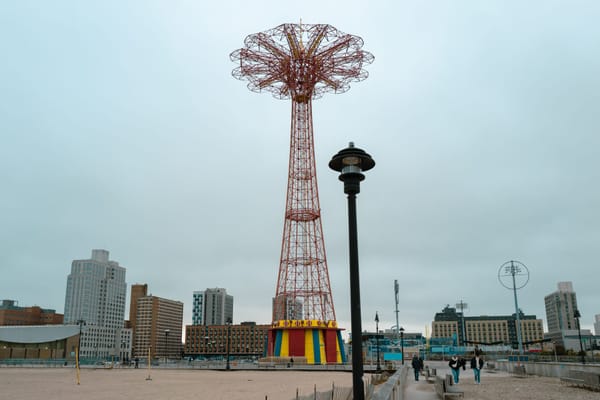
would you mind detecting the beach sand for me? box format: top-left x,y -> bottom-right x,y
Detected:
0,367 -> 352,400
1,366 -> 598,400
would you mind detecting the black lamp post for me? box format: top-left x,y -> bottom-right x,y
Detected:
225,318 -> 232,370
330,142 -> 375,400
574,309 -> 585,364
164,329 -> 170,363
399,327 -> 405,365
375,312 -> 381,373
77,319 -> 86,366
121,340 -> 127,363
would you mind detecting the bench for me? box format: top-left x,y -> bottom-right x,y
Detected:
585,373 -> 600,391
512,365 -> 526,377
425,367 -> 437,382
560,376 -> 585,387
434,375 -> 464,399
560,370 -> 600,391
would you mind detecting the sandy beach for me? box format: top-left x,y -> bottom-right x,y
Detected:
0,368 -> 353,400
1,366 -> 599,400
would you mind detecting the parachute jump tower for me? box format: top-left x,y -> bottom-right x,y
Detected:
231,23 -> 373,364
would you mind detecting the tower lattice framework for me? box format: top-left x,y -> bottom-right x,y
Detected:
231,23 -> 373,363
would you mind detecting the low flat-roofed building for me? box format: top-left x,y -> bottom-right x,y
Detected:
431,305 -> 544,348
0,325 -> 80,361
0,300 -> 63,326
185,322 -> 269,359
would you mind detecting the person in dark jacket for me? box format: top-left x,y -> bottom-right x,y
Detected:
470,353 -> 484,384
448,356 -> 462,383
411,354 -> 423,381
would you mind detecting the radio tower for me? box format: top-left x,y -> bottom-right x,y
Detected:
231,23 -> 373,364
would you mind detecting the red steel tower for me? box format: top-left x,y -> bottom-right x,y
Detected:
231,23 -> 373,364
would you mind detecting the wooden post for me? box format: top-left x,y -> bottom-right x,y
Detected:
145,348 -> 152,381
75,347 -> 80,385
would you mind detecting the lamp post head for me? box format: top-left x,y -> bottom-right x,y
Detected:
375,312 -> 379,323
574,309 -> 581,319
399,327 -> 404,335
329,142 -> 375,195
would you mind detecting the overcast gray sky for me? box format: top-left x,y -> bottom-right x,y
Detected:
1,1 -> 599,337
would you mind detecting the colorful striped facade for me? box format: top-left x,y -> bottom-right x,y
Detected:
268,320 -> 346,364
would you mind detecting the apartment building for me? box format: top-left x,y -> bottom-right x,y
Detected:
192,288 -> 233,326
133,295 -> 183,359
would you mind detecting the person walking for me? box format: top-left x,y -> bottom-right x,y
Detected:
471,353 -> 484,384
411,354 -> 423,381
448,356 -> 461,384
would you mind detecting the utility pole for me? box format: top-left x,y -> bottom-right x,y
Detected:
394,280 -> 400,342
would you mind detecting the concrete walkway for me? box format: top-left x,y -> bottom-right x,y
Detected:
404,377 -> 438,400
403,361 -> 445,400
403,360 -> 513,399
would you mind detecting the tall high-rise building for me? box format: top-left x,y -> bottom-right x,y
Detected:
272,295 -> 303,321
544,281 -> 579,333
544,281 -> 584,350
192,291 -> 204,326
594,314 -> 600,337
64,249 -> 127,328
128,284 -> 148,355
63,249 -> 129,360
133,295 -> 183,359
192,288 -> 233,326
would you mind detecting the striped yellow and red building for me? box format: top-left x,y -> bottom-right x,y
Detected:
268,320 -> 346,364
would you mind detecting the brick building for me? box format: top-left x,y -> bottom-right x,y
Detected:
133,294 -> 183,360
0,300 -> 63,326
185,322 -> 269,359
431,305 -> 544,348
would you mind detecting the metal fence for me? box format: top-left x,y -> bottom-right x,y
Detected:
293,383 -> 353,400
0,359 -> 67,367
288,369 -> 407,400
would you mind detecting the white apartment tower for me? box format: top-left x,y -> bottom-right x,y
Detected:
192,288 -> 233,325
544,281 -> 579,333
543,281 -> 587,351
272,294 -> 303,321
64,249 -> 129,360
